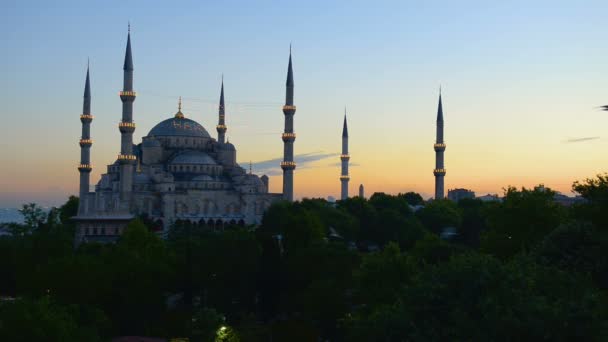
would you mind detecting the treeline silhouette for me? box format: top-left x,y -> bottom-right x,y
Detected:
1,175 -> 607,341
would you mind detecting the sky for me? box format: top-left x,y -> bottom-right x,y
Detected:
1,0 -> 607,207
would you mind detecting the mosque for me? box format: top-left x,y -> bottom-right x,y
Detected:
73,28 -> 446,244
73,29 -> 297,243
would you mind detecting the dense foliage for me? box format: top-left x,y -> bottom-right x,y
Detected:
1,175 -> 608,341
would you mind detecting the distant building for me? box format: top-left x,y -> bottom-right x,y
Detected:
477,194 -> 500,202
358,184 -> 365,198
447,188 -> 475,202
553,193 -> 585,206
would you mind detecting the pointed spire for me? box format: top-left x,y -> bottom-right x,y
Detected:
219,76 -> 225,115
175,97 -> 184,118
437,87 -> 444,122
83,63 -> 91,114
286,45 -> 294,87
342,108 -> 348,138
123,25 -> 134,71
284,45 -> 294,106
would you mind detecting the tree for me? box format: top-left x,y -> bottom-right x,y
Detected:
260,202 -> 324,253
18,203 -> 46,232
106,219 -> 172,335
534,220 -> 608,289
369,192 -> 412,215
343,253 -> 608,341
408,233 -> 463,265
190,307 -> 226,341
572,173 -> 608,228
59,196 -> 79,225
456,198 -> 488,247
416,199 -> 461,234
0,297 -> 105,341
354,242 -> 413,307
398,192 -> 424,206
481,186 -> 566,258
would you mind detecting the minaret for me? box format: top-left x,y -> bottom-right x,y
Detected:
340,111 -> 350,200
359,184 -> 364,198
216,76 -> 227,143
433,89 -> 446,199
280,46 -> 296,201
117,26 -> 137,209
77,62 -> 93,215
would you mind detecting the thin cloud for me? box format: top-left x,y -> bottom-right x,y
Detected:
327,162 -> 361,167
564,137 -> 600,143
241,151 -> 338,176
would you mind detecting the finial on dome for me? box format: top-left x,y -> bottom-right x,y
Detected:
175,96 -> 184,118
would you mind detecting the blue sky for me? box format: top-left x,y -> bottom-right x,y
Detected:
1,0 -> 608,206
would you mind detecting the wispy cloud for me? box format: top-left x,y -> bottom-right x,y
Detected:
326,162 -> 361,167
240,151 -> 339,176
564,137 -> 600,143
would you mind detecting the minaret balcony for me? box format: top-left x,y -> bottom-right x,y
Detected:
117,154 -> 137,164
434,143 -> 446,152
282,105 -> 296,114
79,139 -> 93,147
433,168 -> 447,176
280,161 -> 296,170
80,114 -> 94,122
216,124 -> 227,132
78,164 -> 92,172
282,132 -> 296,142
118,122 -> 136,133
340,154 -> 350,161
340,175 -> 350,181
119,91 -> 137,101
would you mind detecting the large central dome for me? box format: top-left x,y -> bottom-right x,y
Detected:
148,99 -> 212,138
148,116 -> 211,138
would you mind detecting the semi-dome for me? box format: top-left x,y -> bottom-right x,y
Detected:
218,141 -> 236,151
170,151 -> 217,165
148,116 -> 211,138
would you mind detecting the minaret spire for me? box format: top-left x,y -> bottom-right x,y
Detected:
433,88 -> 446,199
281,45 -> 296,201
340,110 -> 350,200
216,75 -> 227,143
78,63 -> 93,215
118,26 -> 137,210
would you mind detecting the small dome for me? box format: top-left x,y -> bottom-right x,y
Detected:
219,142 -> 236,151
170,151 -> 217,165
148,116 -> 211,138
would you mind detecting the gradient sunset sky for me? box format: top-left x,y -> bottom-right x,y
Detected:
1,0 -> 607,207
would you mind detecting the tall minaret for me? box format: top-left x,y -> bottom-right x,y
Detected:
77,62 -> 93,215
359,184 -> 364,198
340,111 -> 350,200
433,89 -> 446,199
281,47 -> 296,202
117,26 -> 137,208
216,76 -> 227,143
